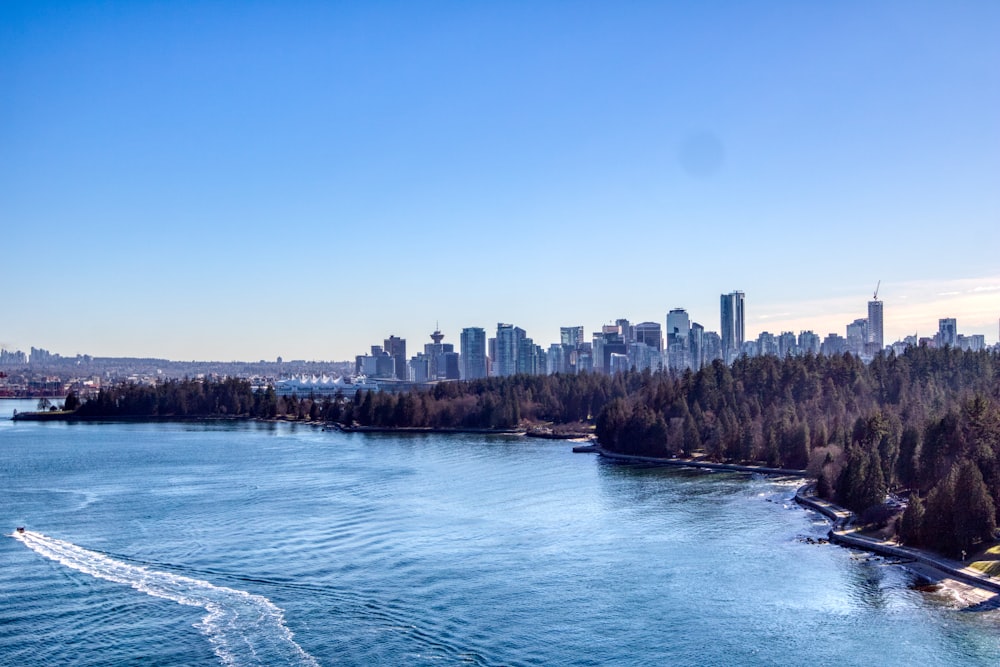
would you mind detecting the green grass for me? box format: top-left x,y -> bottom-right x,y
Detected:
969,544 -> 1000,577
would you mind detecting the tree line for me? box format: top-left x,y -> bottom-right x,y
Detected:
69,345 -> 1000,557
593,346 -> 1000,557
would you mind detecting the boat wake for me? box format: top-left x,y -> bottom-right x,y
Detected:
12,530 -> 319,667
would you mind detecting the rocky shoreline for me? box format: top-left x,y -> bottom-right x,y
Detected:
587,445 -> 1000,607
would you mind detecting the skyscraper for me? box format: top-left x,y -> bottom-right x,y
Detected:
867,298 -> 884,352
494,324 -> 524,377
666,308 -> 691,370
383,335 -> 407,381
460,327 -> 487,380
634,322 -> 663,352
720,291 -> 745,363
560,326 -> 585,348
938,318 -> 957,347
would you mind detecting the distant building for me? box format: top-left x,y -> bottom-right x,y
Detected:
609,352 -> 631,375
868,299 -> 884,351
666,309 -> 691,370
938,318 -> 958,347
460,327 -> 488,380
634,322 -> 663,352
383,335 -> 407,381
720,291 -> 745,363
757,331 -> 778,357
689,323 -> 705,369
517,336 -> 542,375
778,331 -> 797,357
957,334 -> 986,352
703,331 -> 723,364
560,326 -> 585,348
494,324 -> 523,377
616,319 -> 635,345
547,343 -> 567,375
423,328 -> 458,380
0,349 -> 28,366
595,326 -> 627,374
821,333 -> 848,356
846,318 -> 868,356
798,331 -> 821,356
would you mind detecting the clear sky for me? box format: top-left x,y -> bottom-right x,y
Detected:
3,1 -> 998,361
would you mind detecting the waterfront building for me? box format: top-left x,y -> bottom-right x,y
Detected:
460,327 -> 488,380
720,291 -> 745,363
274,374 -> 379,396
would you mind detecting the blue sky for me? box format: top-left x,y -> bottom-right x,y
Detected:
2,1 -> 998,361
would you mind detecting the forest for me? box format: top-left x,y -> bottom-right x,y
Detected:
67,345 -> 1000,557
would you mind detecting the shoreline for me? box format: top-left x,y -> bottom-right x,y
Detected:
794,484 -> 1000,604
590,445 -> 1000,607
592,446 -> 807,476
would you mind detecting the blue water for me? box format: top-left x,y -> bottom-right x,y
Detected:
2,398 -> 999,666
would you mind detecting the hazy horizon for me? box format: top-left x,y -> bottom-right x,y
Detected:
4,2 -> 998,362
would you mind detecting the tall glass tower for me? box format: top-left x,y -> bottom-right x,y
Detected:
867,300 -> 884,351
720,291 -> 745,363
460,327 -> 487,380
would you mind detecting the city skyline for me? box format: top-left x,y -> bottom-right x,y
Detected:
5,286 -> 997,366
3,3 -> 998,361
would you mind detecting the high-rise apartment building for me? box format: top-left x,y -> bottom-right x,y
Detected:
690,322 -> 705,369
494,324 -> 525,377
938,318 -> 958,348
867,299 -> 884,351
720,291 -> 745,363
460,327 -> 487,380
846,318 -> 868,356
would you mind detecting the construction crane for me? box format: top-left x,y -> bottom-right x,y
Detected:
873,280 -> 881,301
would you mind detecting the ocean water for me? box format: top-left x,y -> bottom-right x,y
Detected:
2,398 -> 999,666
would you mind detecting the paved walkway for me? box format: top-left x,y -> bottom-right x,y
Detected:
795,485 -> 1000,596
